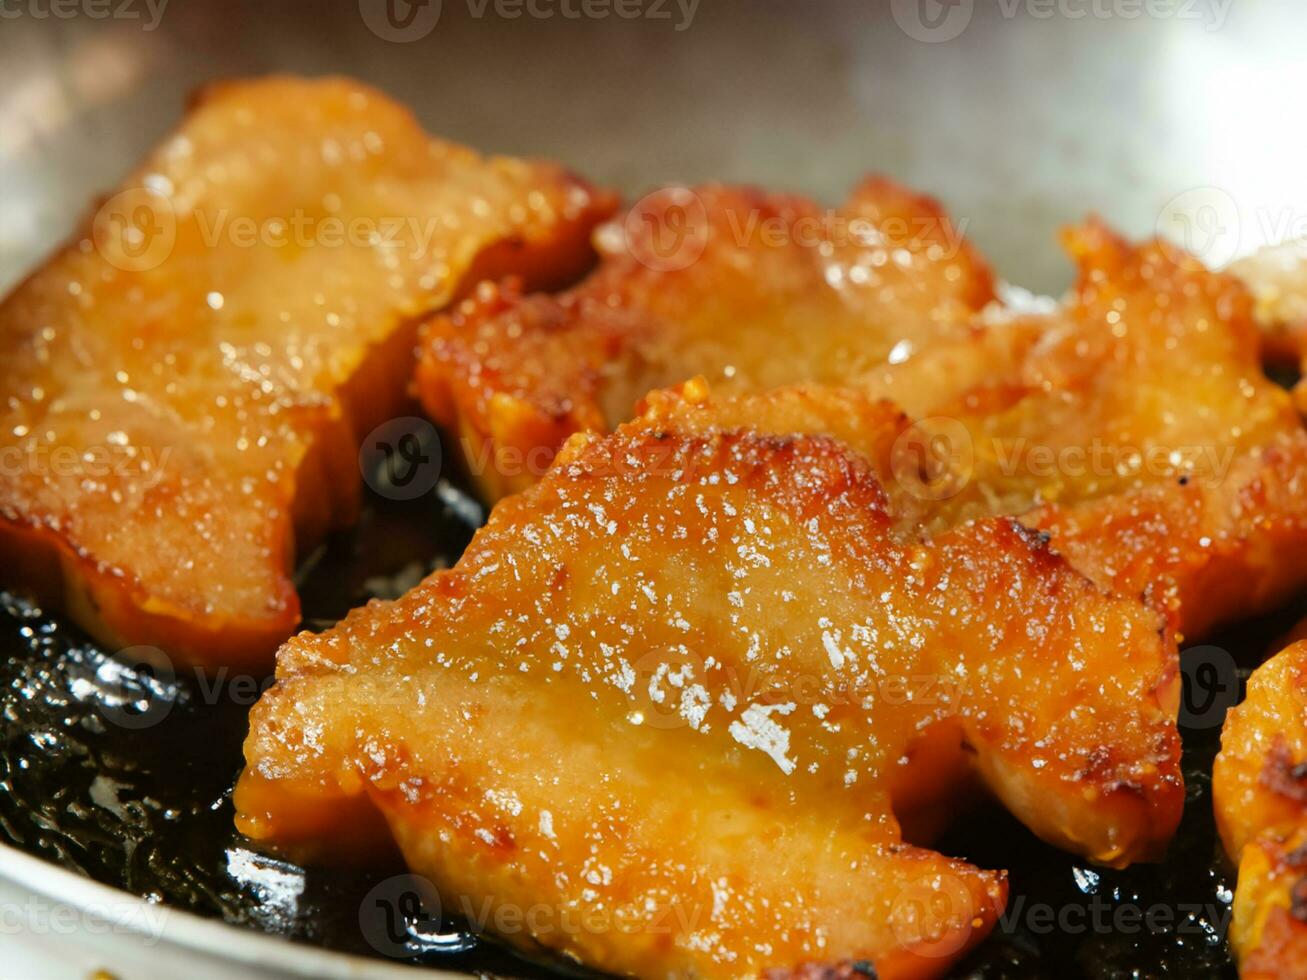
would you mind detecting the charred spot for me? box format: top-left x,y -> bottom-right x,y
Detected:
680,429 -> 893,518
1292,876 -> 1307,923
1078,744 -> 1118,781
1000,519 -> 1068,575
765,961 -> 878,980
741,431 -> 805,455
1260,737 -> 1307,803
1001,518 -> 1053,554
1284,841 -> 1307,869
548,564 -> 570,593
1177,474 -> 1190,486
475,825 -> 516,855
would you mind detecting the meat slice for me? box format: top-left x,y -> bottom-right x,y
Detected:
417,178 -> 994,499
862,221 -> 1307,640
1214,641 -> 1307,979
237,383 -> 1182,979
0,75 -> 615,669
419,177 -> 1307,641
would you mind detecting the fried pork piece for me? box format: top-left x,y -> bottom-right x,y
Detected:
237,383 -> 1182,979
861,221 -> 1307,641
0,75 -> 615,669
416,178 -> 994,499
1213,641 -> 1307,978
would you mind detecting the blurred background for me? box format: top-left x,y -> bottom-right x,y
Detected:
2,0 -> 1304,296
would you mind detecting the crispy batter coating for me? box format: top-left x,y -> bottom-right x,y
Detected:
419,179 -> 1307,639
416,178 -> 995,499
633,379 -> 960,536
0,76 -> 615,669
1213,641 -> 1307,978
862,221 -> 1307,640
237,383 -> 1181,979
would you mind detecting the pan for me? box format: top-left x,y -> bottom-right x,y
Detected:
3,1 -> 1305,975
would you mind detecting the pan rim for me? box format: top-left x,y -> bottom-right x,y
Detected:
0,839 -> 462,978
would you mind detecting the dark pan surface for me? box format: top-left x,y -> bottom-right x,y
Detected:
5,432 -> 1305,977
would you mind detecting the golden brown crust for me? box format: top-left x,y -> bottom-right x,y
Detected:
0,75 -> 615,670
423,195 -> 1307,641
862,220 -> 1307,640
1214,642 -> 1307,975
416,178 -> 995,499
238,384 -> 1181,978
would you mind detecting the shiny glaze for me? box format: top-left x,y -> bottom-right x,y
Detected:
862,222 -> 1307,641
238,385 -> 1181,978
1214,640 -> 1307,978
0,75 -> 614,669
420,183 -> 1307,641
416,178 -> 994,499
